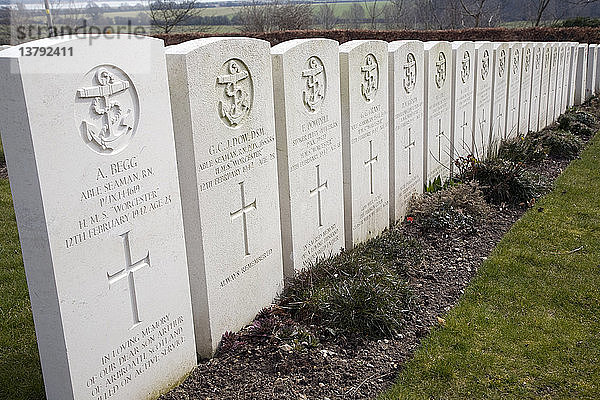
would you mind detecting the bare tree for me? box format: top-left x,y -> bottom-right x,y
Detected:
343,2 -> 365,28
316,3 -> 338,29
238,0 -> 272,32
272,0 -> 313,30
526,0 -> 552,26
364,0 -> 385,29
147,0 -> 200,34
458,0 -> 501,27
238,0 -> 312,33
384,0 -> 406,28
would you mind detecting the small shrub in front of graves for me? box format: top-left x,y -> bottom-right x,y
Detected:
540,130 -> 583,160
281,229 -> 417,338
497,135 -> 547,164
456,156 -> 545,205
557,111 -> 598,138
408,181 -> 491,232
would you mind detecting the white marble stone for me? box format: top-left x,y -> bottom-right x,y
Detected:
595,44 -> 600,95
339,40 -> 389,248
0,36 -> 196,400
490,42 -> 509,147
561,43 -> 572,114
505,42 -> 522,139
554,43 -> 567,118
423,41 -> 452,185
518,43 -> 533,135
0,45 -> 10,51
575,44 -> 588,106
594,44 -> 600,96
529,43 -> 544,133
450,41 -> 475,163
472,41 -> 493,159
272,39 -> 345,277
538,43 -> 552,128
568,42 -> 579,108
586,44 -> 597,100
166,37 -> 285,357
388,40 -> 424,222
546,43 -> 559,124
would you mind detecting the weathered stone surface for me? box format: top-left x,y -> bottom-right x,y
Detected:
423,41 -> 452,185
388,40 -> 424,221
271,39 -> 345,277
339,40 -> 389,248
0,36 -> 196,400
166,37 -> 285,357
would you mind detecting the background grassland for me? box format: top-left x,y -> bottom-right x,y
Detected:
381,133 -> 600,399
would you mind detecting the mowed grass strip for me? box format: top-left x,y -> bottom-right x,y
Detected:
0,178 -> 44,400
381,134 -> 600,399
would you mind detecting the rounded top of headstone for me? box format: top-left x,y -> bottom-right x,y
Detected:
165,37 -> 270,55
339,39 -> 387,54
271,38 -> 339,55
388,40 -> 423,52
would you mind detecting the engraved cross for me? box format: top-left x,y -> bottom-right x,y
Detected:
460,110 -> 469,149
404,127 -> 416,175
230,181 -> 256,256
364,140 -> 378,195
436,118 -> 445,160
107,231 -> 151,329
309,165 -> 328,227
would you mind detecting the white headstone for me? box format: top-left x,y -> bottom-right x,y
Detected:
472,41 -> 493,159
505,42 -> 522,139
423,41 -> 452,185
538,43 -> 552,128
0,45 -> 10,51
568,42 -> 580,108
490,42 -> 509,146
451,41 -> 475,163
554,43 -> 566,118
339,40 -> 389,248
586,44 -> 597,100
165,38 -> 285,357
546,43 -> 559,124
0,36 -> 196,400
561,42 -> 572,114
595,44 -> 600,95
388,40 -> 424,221
575,44 -> 588,106
529,43 -> 544,133
518,43 -> 533,135
272,39 -> 345,277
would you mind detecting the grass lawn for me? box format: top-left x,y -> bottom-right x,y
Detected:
381,134 -> 600,398
0,177 -> 44,400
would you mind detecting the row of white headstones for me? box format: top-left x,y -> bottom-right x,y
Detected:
0,36 -> 598,400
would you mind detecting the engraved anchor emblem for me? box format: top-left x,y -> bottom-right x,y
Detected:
461,51 -> 471,83
513,50 -> 520,75
77,67 -> 134,151
217,60 -> 251,127
403,52 -> 417,94
435,51 -> 447,89
499,49 -> 506,77
361,53 -> 378,102
481,50 -> 490,80
525,48 -> 532,72
302,56 -> 326,112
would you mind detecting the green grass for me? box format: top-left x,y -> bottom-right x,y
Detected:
0,179 -> 44,400
381,134 -> 600,399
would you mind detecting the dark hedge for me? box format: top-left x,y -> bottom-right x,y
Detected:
152,27 -> 600,46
